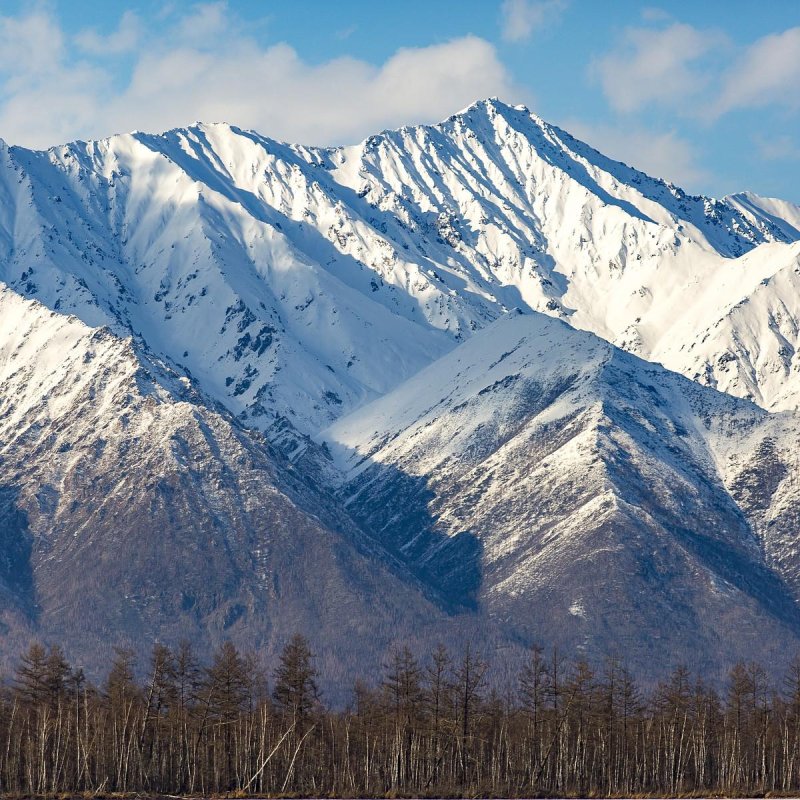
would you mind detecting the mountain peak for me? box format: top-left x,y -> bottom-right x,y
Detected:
3,96 -> 799,438
454,95 -> 526,115
724,190 -> 800,241
444,96 -> 544,134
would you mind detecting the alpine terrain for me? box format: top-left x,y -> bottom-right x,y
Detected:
2,98 -> 800,684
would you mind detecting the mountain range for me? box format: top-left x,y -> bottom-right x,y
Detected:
2,98 -> 800,686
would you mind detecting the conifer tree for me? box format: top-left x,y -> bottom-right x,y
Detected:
273,633 -> 319,728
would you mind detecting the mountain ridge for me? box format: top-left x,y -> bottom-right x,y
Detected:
3,98 -> 800,681
321,309 -> 800,677
3,98 -> 800,439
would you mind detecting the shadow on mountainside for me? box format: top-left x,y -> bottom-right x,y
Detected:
344,464 -> 484,613
0,486 -> 35,619
597,387 -> 800,636
133,128 -> 508,326
292,437 -> 484,615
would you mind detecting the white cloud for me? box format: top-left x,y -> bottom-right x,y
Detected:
754,134 -> 800,162
108,35 -> 520,147
75,11 -> 142,56
0,5 -> 523,149
0,9 -> 110,145
565,119 -> 710,190
593,20 -> 800,125
591,22 -> 724,114
175,1 -> 230,44
500,0 -> 566,43
715,27 -> 800,116
0,8 -> 68,77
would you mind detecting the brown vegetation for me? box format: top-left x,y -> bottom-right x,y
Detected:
2,636 -> 800,797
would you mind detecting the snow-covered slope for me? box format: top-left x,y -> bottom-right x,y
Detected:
0,129 -> 452,439
321,310 -> 800,677
321,102 -> 800,411
726,191 -> 800,242
2,98 -> 800,444
651,242 -> 800,409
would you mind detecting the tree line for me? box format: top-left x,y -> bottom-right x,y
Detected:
2,635 -> 800,797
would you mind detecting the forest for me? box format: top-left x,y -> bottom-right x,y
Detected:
3,635 -> 800,797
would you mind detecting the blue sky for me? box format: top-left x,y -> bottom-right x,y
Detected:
0,1 -> 797,201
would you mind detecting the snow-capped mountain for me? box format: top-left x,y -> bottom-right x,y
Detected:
2,98 -> 800,679
2,98 -> 800,442
321,310 -> 800,677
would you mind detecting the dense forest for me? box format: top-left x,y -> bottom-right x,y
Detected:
2,635 -> 800,797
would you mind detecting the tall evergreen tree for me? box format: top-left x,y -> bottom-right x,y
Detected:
273,633 -> 319,727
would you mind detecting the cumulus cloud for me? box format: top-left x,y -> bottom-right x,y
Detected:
109,35 -> 519,146
593,19 -> 800,124
591,22 -> 725,114
75,11 -> 142,56
0,4 -> 522,149
500,0 -> 567,43
754,134 -> 800,162
0,9 -> 111,146
715,27 -> 800,115
565,120 -> 710,189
